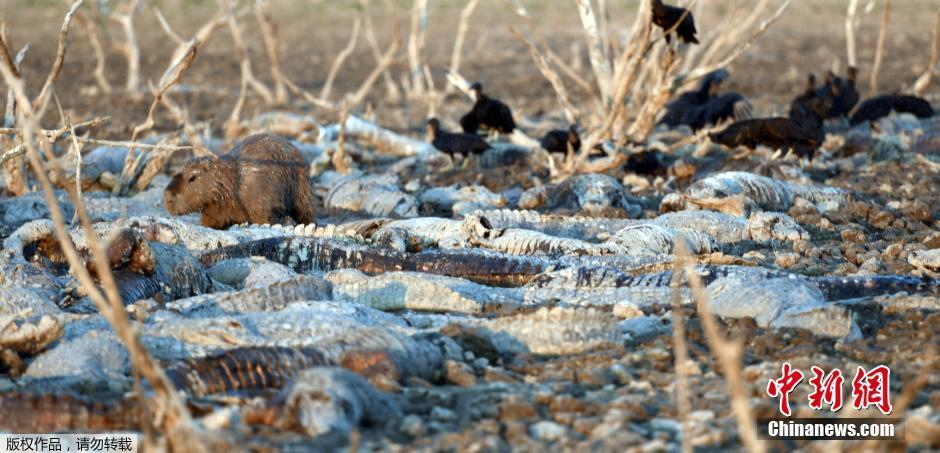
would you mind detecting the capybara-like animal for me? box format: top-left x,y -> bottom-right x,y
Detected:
163,133 -> 314,229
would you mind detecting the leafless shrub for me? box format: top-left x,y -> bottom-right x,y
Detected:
911,11 -> 939,95
0,5 -> 203,447
110,0 -> 142,94
869,0 -> 892,95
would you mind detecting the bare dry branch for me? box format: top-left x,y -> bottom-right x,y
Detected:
255,0 -> 288,104
111,0 -> 142,93
510,27 -> 580,124
575,0 -> 613,102
445,0 -> 480,95
360,0 -> 402,102
0,116 -> 108,167
154,7 -> 185,45
846,0 -> 860,68
869,0 -> 891,95
32,0 -> 84,112
1,36 -> 29,195
405,0 -> 429,97
912,11 -> 940,96
509,1 -> 598,99
0,36 -> 201,450
74,9 -> 112,95
675,242 -> 765,453
320,16 -> 362,102
117,11 -> 225,194
223,0 -> 275,105
345,3 -> 401,109
670,270 -> 693,453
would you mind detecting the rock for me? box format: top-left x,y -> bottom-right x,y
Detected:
499,400 -> 538,421
841,229 -> 866,243
923,232 -> 940,249
529,420 -> 568,441
909,249 -> 940,270
431,406 -> 458,423
399,414 -> 426,437
774,252 -> 801,268
444,360 -> 477,387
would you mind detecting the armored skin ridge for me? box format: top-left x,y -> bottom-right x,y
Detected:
0,393 -> 141,433
164,346 -> 330,397
531,265 -> 934,301
198,236 -> 550,287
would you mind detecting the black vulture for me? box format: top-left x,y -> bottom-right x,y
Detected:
427,118 -> 491,158
826,67 -> 859,118
849,94 -> 934,126
788,74 -> 818,120
710,97 -> 830,160
660,69 -> 747,131
540,125 -> 581,154
651,0 -> 699,44
789,68 -> 860,120
624,150 -> 675,176
459,82 -> 516,134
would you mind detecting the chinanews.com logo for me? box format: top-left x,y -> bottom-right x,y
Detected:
758,362 -> 902,440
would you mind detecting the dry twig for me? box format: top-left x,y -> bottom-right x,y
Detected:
255,0 -> 288,104
116,11 -> 225,194
670,272 -> 693,453
360,0 -> 402,102
675,242 -> 765,453
912,10 -> 940,96
223,0 -> 275,105
110,0 -> 142,94
74,8 -> 112,94
846,0 -> 860,68
445,0 -> 480,95
0,28 -> 200,449
510,27 -> 580,124
575,0 -> 614,102
869,0 -> 892,95
405,0 -> 429,97
320,16 -> 363,102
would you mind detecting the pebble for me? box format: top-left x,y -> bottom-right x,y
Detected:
923,232 -> 940,249
530,420 -> 568,441
841,229 -> 866,243
399,415 -> 426,437
774,252 -> 800,268
445,360 -> 477,387
431,406 -> 458,423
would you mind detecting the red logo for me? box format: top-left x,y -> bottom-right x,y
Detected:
850,365 -> 893,415
766,362 -> 804,417
807,366 -> 844,412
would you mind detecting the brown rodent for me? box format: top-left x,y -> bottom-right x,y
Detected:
163,133 -> 315,229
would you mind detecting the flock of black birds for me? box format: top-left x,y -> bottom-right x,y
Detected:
426,0 -> 935,163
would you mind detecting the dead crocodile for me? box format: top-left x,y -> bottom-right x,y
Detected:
528,264 -> 933,302
680,171 -> 850,213
518,173 -> 642,217
198,236 -> 550,287
0,393 -> 141,433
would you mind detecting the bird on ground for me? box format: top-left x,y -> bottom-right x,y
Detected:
460,82 -> 516,135
789,68 -> 860,120
651,0 -> 699,44
427,118 -> 491,159
849,94 -> 934,126
823,67 -> 859,118
709,96 -> 831,160
659,69 -> 749,130
540,125 -> 581,155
